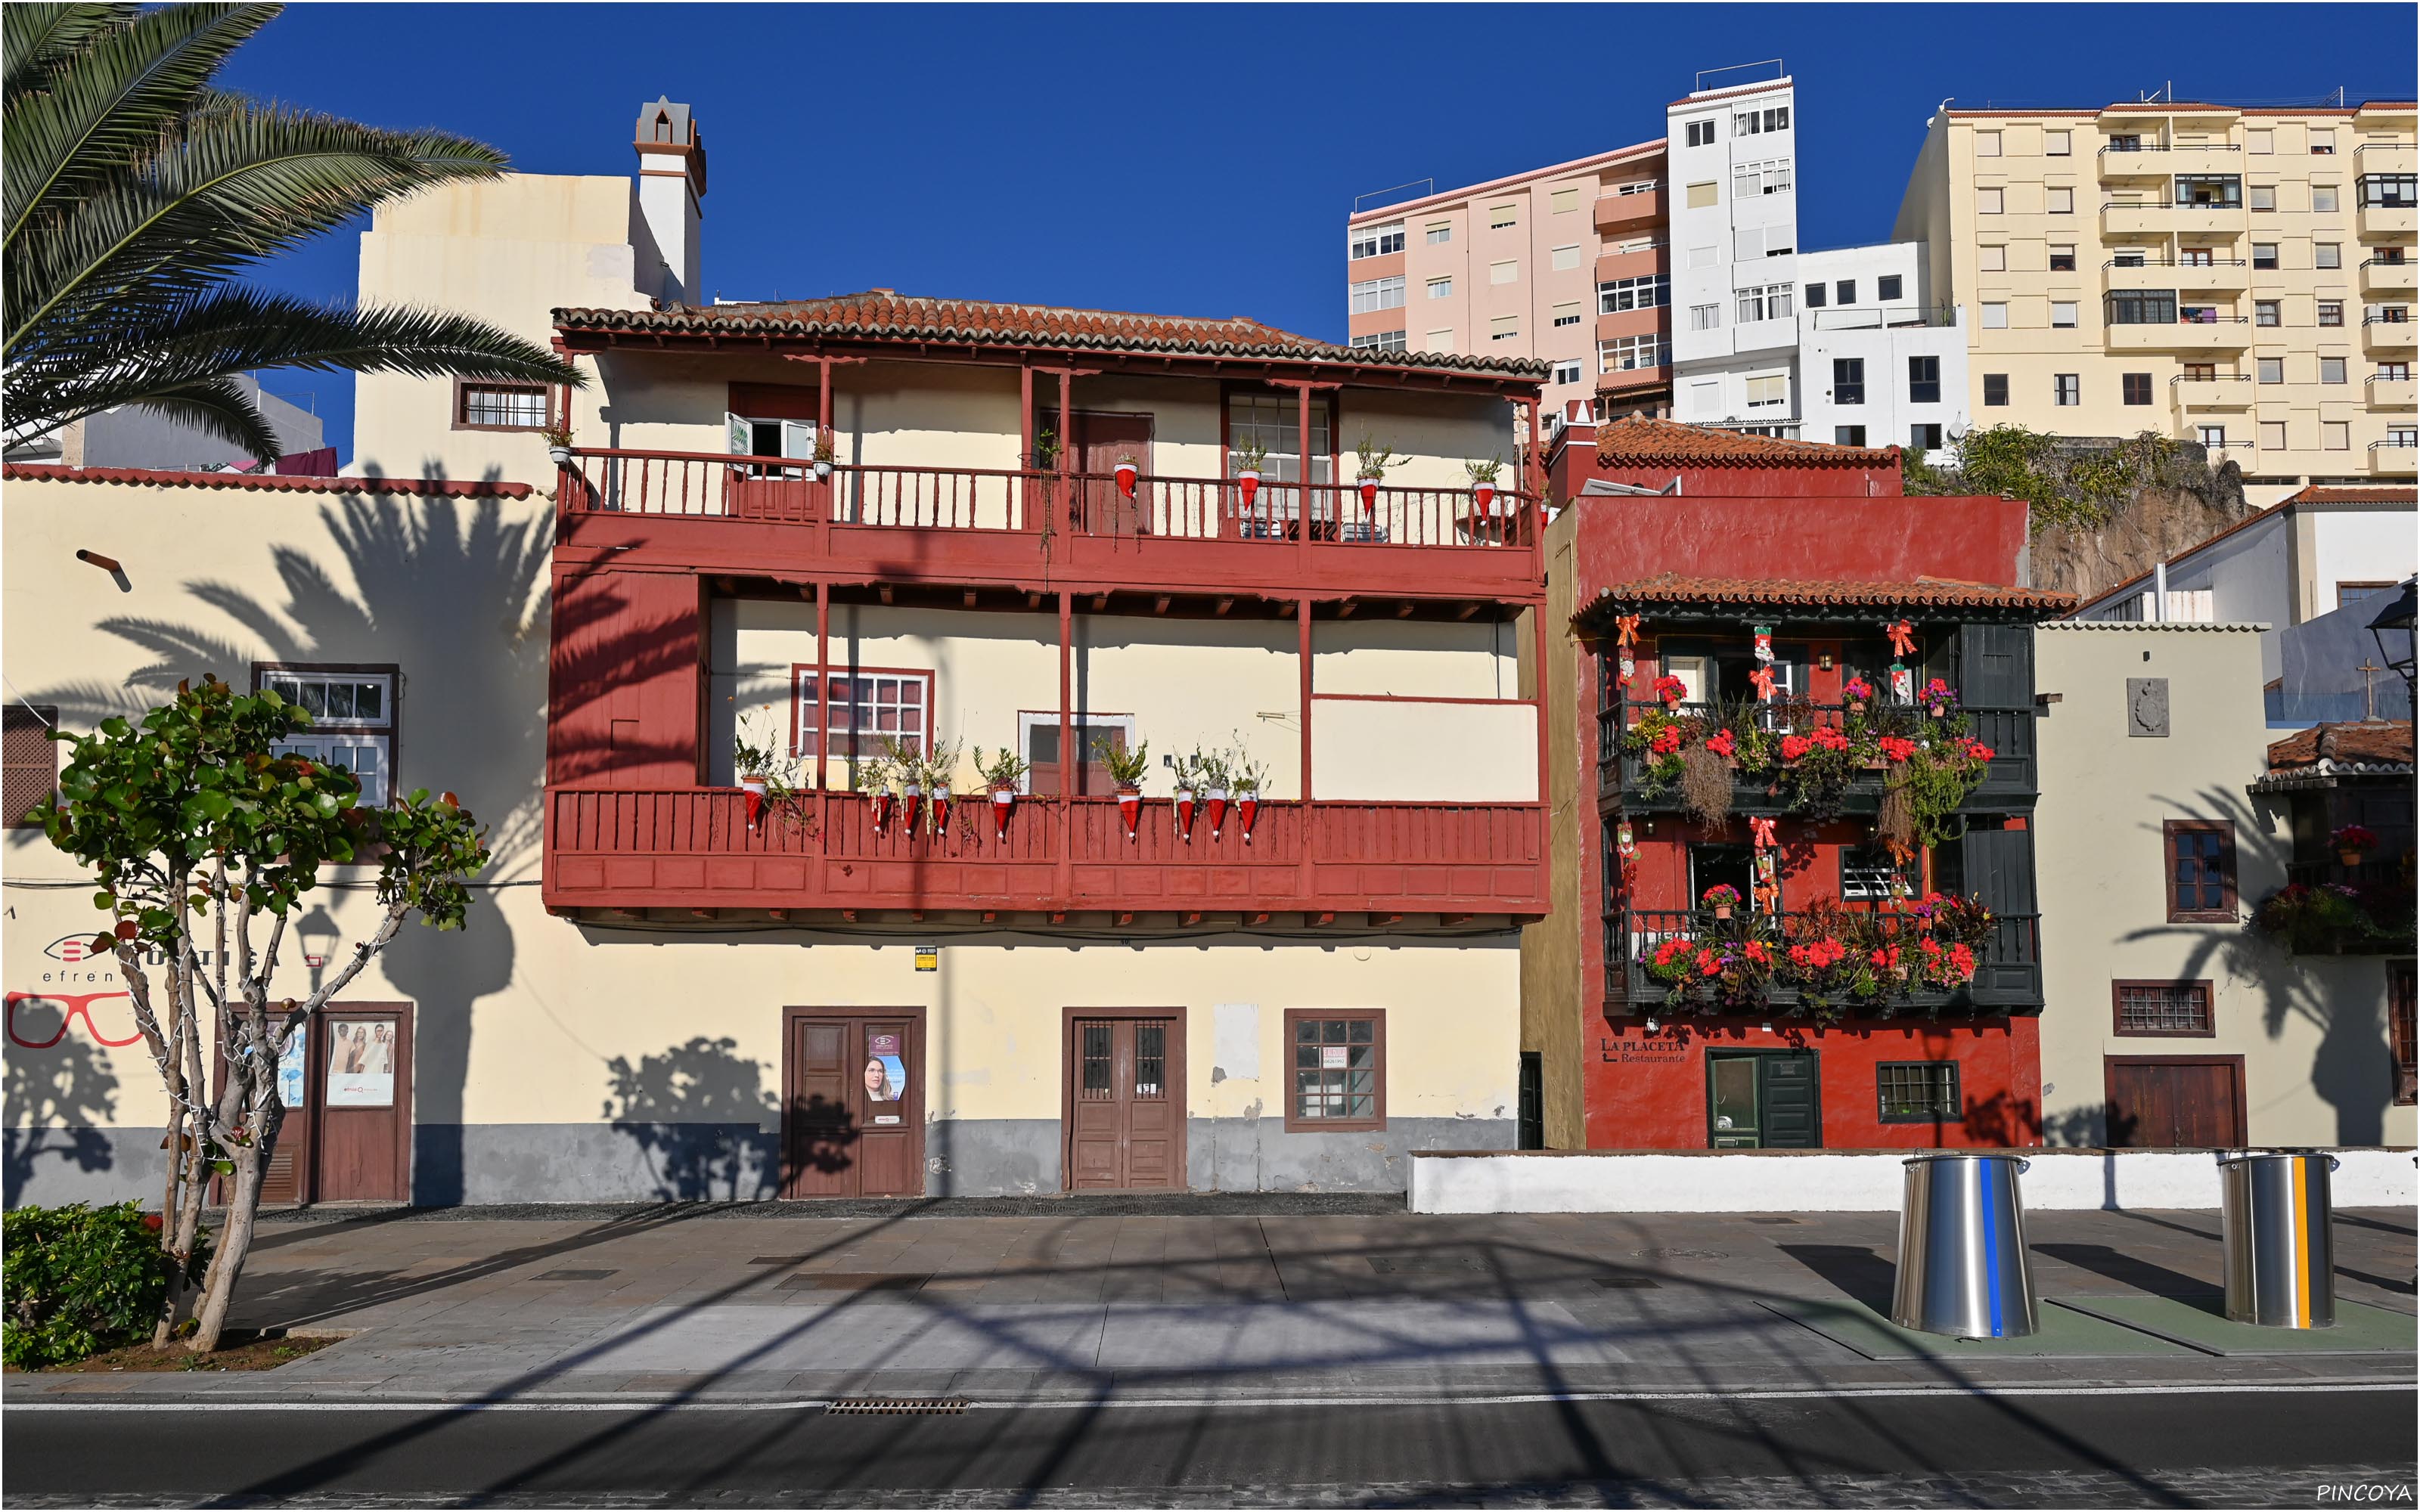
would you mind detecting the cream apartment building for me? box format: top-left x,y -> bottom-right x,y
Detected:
1897,98 -> 2419,506
1345,139 -> 1668,426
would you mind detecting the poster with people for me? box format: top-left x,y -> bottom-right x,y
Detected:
278,1023 -> 308,1110
864,1030 -> 907,1121
326,1018 -> 395,1107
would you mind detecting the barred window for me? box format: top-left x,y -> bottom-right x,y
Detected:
5,705 -> 58,827
456,382 -> 548,429
1876,1061 -> 1960,1122
1286,1011 -> 1384,1130
2114,981 -> 2215,1036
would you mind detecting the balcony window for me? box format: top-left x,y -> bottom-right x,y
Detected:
1348,276 -> 1404,314
2108,133 -> 2144,152
258,667 -> 394,806
1599,335 -> 1668,373
1348,221 -> 1404,259
2182,304 -> 2220,323
2360,174 -> 2418,208
1909,355 -> 1941,404
1832,358 -> 1866,405
2378,246 -> 2410,266
2174,174 -> 2242,206
2180,246 -> 2213,266
2113,247 -> 2149,268
2184,362 -> 2217,381
799,669 -> 930,759
1599,273 -> 1670,313
1841,844 -> 1918,902
1734,105 -> 1790,135
1227,393 -> 1331,485
2107,290 -> 2176,324
2197,426 -> 2227,448
2381,363 -> 2413,382
1022,714 -> 1134,795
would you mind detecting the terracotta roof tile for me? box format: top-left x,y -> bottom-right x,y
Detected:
1575,573 -> 2075,623
1593,415 -> 1901,469
2281,485 -> 2417,506
555,291 -> 1550,380
2266,720 -> 2415,773
1,463 -> 532,497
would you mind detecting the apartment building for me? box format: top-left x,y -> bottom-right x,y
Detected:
1352,66 -> 1967,454
1896,97 -> 2420,506
4,104 -> 1556,1207
1345,140 -> 1668,425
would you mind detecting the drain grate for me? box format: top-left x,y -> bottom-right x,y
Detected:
1747,1217 -> 1802,1226
781,1272 -> 930,1293
827,1396 -> 967,1416
749,1255 -> 811,1266
1593,1275 -> 1663,1289
1367,1256 -> 1491,1275
531,1269 -> 618,1282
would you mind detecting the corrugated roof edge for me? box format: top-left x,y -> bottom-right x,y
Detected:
2,463 -> 534,497
2040,620 -> 2272,632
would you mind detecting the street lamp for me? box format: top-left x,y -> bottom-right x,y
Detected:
2368,578 -> 2415,716
294,906 -> 340,977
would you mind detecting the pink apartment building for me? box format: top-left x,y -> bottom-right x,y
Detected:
1347,141 -> 1673,435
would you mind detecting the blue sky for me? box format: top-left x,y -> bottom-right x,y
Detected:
222,2 -> 2416,458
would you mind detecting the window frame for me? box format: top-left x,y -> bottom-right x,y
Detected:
251,663 -> 399,808
1876,1061 -> 1962,1123
1983,373 -> 2011,407
2111,979 -> 2217,1038
1832,357 -> 1866,405
1347,221 -> 1404,260
792,664 -> 935,761
1348,275 -> 1406,314
2163,819 -> 2238,923
2122,372 -> 2153,405
4,703 -> 59,829
451,379 -> 552,433
1282,1009 -> 1387,1132
2053,373 -> 2082,407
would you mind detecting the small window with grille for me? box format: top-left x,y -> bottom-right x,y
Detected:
454,380 -> 550,430
1876,1061 -> 1960,1123
2114,980 -> 2214,1036
5,704 -> 59,827
1285,1010 -> 1385,1131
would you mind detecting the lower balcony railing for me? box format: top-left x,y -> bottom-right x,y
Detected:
545,789 -> 1548,919
1602,906 -> 2043,1010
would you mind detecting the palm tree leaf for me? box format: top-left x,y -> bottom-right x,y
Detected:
3,2 -> 131,103
8,98 -> 510,353
108,371 -> 281,460
2,2 -> 275,252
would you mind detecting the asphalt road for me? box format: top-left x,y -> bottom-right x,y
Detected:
5,1385 -> 2414,1507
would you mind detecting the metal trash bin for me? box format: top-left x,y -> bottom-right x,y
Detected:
1891,1152 -> 2039,1339
2218,1149 -> 2338,1328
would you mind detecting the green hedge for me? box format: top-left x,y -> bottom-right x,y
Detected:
2,1202 -> 204,1368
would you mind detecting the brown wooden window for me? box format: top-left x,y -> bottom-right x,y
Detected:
793,666 -> 931,758
1876,1061 -> 1960,1122
2393,962 -> 2415,1107
2113,979 -> 2215,1036
5,705 -> 59,827
1284,1010 -> 1385,1131
452,380 -> 549,431
2164,820 -> 2237,922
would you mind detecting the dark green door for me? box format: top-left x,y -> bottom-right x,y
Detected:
1760,1051 -> 1820,1148
1708,1050 -> 1820,1148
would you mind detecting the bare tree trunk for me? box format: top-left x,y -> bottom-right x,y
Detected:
150,995 -> 189,1349
186,1125 -> 262,1355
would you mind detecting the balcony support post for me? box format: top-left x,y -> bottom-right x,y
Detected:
815,578 -> 830,857
1019,365 -> 1035,530
1058,590 -> 1075,906
1057,368 -> 1075,532
1297,383 -> 1314,575
1298,596 -> 1315,900
1531,603 -> 1550,811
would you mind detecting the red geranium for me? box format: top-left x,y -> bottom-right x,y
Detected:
1779,733 -> 1811,761
1841,675 -> 1875,702
1878,736 -> 1917,764
1652,674 -> 1688,706
1650,727 -> 1683,755
1811,724 -> 1851,752
1964,740 -> 1995,762
1705,728 -> 1736,758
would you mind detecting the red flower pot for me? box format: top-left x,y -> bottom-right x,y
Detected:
991,783 -> 1017,839
931,787 -> 952,837
1357,475 -> 1379,511
740,774 -> 768,827
1206,786 -> 1230,839
1472,482 -> 1495,513
871,790 -> 895,835
1114,462 -> 1138,499
1174,785 -> 1198,841
1118,785 -> 1143,841
900,782 -> 923,836
1236,469 -> 1261,509
1237,793 -> 1259,844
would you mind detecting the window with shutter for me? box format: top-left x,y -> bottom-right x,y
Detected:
5,705 -> 58,827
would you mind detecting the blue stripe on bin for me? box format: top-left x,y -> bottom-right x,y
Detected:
1979,1158 -> 2004,1337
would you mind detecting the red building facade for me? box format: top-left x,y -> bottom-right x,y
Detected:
1523,422 -> 2074,1153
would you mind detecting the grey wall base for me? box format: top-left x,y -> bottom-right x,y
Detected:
9,1117 -> 1517,1207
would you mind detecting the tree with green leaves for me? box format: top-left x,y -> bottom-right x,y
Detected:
4,2 -> 579,463
33,676 -> 489,1352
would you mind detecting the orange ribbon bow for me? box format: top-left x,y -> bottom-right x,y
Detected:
1887,619 -> 1916,658
1748,816 -> 1777,850
1615,615 -> 1641,649
1748,665 -> 1776,702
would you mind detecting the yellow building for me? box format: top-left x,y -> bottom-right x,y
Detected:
1896,98 -> 2418,505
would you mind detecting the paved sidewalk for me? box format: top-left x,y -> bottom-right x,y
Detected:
8,1202 -> 2412,1405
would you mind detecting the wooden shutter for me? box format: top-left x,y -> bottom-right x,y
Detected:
4,705 -> 57,827
1956,621 -> 2036,793
1962,823 -> 2042,1005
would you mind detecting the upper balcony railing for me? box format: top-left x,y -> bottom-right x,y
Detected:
1596,698 -> 2037,810
555,450 -> 1545,601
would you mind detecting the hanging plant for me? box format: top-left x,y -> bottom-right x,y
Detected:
976,746 -> 1029,840
732,717 -> 783,828
1701,883 -> 1741,921
541,420 -> 576,469
1113,454 -> 1139,500
858,753 -> 897,835
1353,435 -> 1397,512
1232,435 -> 1269,511
1197,749 -> 1233,839
1227,747 -> 1268,844
1677,744 -> 1733,829
1841,674 -> 1875,717
1103,739 -> 1152,841
1465,454 -> 1503,514
1169,749 -> 1206,841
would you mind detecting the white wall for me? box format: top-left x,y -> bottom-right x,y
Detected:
2305,507 -> 2419,621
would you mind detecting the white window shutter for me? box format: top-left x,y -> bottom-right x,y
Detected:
727,412 -> 749,454
781,420 -> 815,459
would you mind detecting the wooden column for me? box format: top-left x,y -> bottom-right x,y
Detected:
1058,590 -> 1075,907
814,579 -> 830,857
1296,383 -> 1314,575
1019,364 -> 1035,531
1057,370 -> 1075,533
1298,595 -> 1316,903
1530,602 -> 1550,814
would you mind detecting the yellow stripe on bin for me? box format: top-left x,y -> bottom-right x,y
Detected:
2291,1157 -> 2312,1329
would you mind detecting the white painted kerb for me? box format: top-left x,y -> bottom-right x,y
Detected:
1407,1148 -> 2419,1213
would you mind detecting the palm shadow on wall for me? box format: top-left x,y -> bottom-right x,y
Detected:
17,471 -> 697,1203
2121,785 -> 2396,1145
602,1036 -> 785,1201
3,1030 -> 120,1206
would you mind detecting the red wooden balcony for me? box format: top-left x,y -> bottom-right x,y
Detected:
554,451 -> 1544,605
543,790 -> 1548,922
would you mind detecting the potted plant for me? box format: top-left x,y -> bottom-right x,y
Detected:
541,420 -> 575,469
1702,884 -> 1741,922
811,426 -> 837,481
1922,677 -> 1956,718
1232,435 -> 1268,510
1652,674 -> 1689,708
2334,823 -> 2378,867
1170,749 -> 1205,841
886,736 -> 926,835
1197,750 -> 1232,840
1841,674 -> 1874,717
858,752 -> 896,835
976,746 -> 1029,840
1466,454 -> 1503,514
1227,746 -> 1268,844
733,717 -> 783,828
1353,435 -> 1397,513
1031,423 -> 1061,472
1103,739 -> 1152,841
1113,454 -> 1140,500
925,738 -> 962,837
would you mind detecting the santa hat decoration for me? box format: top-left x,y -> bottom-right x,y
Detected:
900,777 -> 923,837
1118,785 -> 1143,841
990,784 -> 1016,840
1236,469 -> 1261,508
1114,458 -> 1138,500
931,783 -> 952,838
1174,782 -> 1199,842
740,774 -> 768,827
1237,792 -> 1259,844
871,788 -> 895,835
1206,784 -> 1230,840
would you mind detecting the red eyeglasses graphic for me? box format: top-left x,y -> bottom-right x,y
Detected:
6,990 -> 145,1049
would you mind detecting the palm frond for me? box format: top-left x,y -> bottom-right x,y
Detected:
2,2 -> 275,251
2,3 -> 130,103
119,371 -> 280,459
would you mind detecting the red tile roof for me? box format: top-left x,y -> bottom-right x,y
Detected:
1593,415 -> 1901,469
0,464 -> 532,497
555,292 -> 1550,380
2078,487 -> 2414,612
2266,721 -> 2414,773
2280,485 -> 2418,506
1576,574 -> 2076,621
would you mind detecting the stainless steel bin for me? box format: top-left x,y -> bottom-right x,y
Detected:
2218,1149 -> 2338,1328
1891,1152 -> 2038,1338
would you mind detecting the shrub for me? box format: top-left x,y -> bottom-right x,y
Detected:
2,1202 -> 204,1368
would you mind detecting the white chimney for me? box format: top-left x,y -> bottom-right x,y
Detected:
633,98 -> 705,308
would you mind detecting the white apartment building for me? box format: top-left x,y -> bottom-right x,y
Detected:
1798,242 -> 1969,451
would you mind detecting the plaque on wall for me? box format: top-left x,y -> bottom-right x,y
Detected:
2127,677 -> 2170,738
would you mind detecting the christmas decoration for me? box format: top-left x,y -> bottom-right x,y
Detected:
740,773 -> 767,827
991,784 -> 1016,838
1236,469 -> 1261,508
1113,457 -> 1139,499
1886,619 -> 1917,658
1752,624 -> 1774,665
1237,791 -> 1260,843
901,776 -> 924,835
931,782 -> 952,837
1748,665 -> 1776,702
1118,785 -> 1143,841
1888,660 -> 1913,703
1206,783 -> 1230,839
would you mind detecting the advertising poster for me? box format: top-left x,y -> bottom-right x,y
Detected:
278,1023 -> 308,1110
864,1031 -> 907,1121
326,1018 -> 395,1107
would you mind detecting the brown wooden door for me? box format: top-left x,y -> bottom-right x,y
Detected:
783,1009 -> 924,1198
1073,411 -> 1153,536
314,1006 -> 411,1201
2105,1056 -> 2245,1148
1066,1013 -> 1182,1191
259,1020 -> 315,1205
